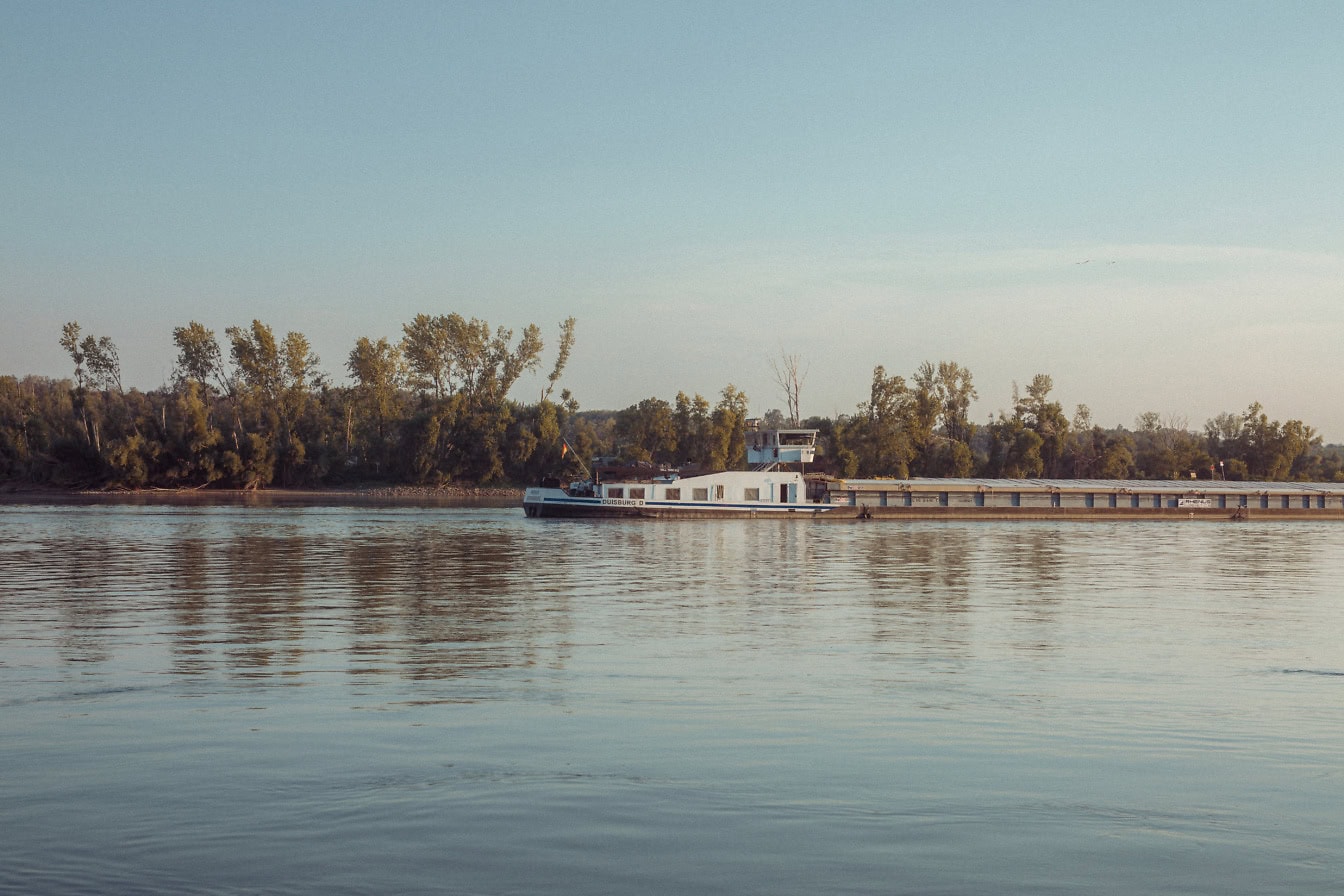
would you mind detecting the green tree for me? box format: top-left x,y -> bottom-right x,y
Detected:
401,313 -> 544,404
225,320 -> 323,487
1064,409 -> 1136,478
907,362 -> 942,475
398,313 -> 549,483
159,381 -> 226,487
708,385 -> 750,471
1280,419 -> 1319,480
346,336 -> 406,475
1232,403 -> 1319,480
1133,412 -> 1211,479
172,321 -> 231,394
673,391 -> 713,467
506,394 -> 578,484
0,376 -> 38,479
59,321 -> 102,456
615,397 -> 676,463
836,366 -> 915,477
541,317 -> 577,403
565,413 -> 607,473
923,439 -> 975,477
935,361 -> 977,445
984,414 -> 1044,478
902,360 -> 979,476
1013,374 -> 1069,477
401,313 -> 456,400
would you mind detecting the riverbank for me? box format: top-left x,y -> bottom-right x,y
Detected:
0,482 -> 524,506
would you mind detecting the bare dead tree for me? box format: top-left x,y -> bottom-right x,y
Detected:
769,349 -> 808,426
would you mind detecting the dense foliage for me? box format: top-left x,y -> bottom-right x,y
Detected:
825,368 -> 1340,482
1,317 -> 579,489
2,322 -> 1340,489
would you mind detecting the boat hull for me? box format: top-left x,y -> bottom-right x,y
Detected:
522,487 -> 833,519
525,480 -> 1344,522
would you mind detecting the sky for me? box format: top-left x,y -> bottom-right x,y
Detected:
3,1 -> 1343,438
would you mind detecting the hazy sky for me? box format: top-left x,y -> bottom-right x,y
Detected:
4,1 -> 1342,438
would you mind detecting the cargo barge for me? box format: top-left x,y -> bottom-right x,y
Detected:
819,476 -> 1344,520
523,429 -> 1344,520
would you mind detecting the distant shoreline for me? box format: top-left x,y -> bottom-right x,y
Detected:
0,483 -> 524,506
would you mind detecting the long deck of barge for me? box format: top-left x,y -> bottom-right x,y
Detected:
817,477 -> 1344,520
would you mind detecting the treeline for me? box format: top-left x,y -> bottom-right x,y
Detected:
1,324 -> 1340,489
826,367 -> 1340,482
0,315 -> 580,489
585,364 -> 1341,483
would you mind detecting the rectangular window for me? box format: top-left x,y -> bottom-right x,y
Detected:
629,487 -> 646,499
743,487 -> 760,501
715,485 -> 724,500
664,488 -> 681,501
692,488 -> 709,501
607,487 -> 624,499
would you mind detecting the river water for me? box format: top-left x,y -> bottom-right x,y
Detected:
1,501 -> 1342,895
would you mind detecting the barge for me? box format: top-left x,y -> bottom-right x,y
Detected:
821,477 -> 1344,520
524,429 -> 1344,520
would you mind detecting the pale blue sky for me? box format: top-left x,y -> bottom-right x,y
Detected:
4,1 -> 1342,437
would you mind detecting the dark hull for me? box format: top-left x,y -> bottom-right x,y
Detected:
524,481 -> 1344,522
525,498 -> 1343,522
816,505 -> 1344,521
524,500 -> 833,520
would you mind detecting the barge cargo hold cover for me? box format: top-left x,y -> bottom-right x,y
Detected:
816,477 -> 1344,520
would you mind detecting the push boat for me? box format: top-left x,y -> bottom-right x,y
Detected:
522,428 -> 830,519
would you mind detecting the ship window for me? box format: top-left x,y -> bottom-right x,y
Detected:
629,487 -> 646,499
665,488 -> 681,501
692,488 -> 709,501
743,487 -> 760,501
714,485 -> 724,500
607,487 -> 624,498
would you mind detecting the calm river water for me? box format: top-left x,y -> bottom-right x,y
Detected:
2,501 -> 1342,895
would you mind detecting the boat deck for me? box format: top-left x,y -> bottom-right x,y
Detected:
819,477 -> 1344,519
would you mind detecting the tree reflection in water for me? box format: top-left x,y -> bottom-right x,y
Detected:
21,507 -> 575,689
859,525 -> 977,661
344,527 -> 542,682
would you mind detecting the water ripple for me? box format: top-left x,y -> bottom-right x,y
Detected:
4,505 -> 1344,895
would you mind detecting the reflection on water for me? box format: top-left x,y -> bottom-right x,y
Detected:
3,505 -> 1344,896
3,509 -> 1339,688
3,508 -> 1340,690
144,510 -> 571,684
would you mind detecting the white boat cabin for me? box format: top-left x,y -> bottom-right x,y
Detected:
594,470 -> 805,507
746,428 -> 817,469
523,428 -> 826,517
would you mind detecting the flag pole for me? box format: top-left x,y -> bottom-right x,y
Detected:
563,438 -> 590,479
